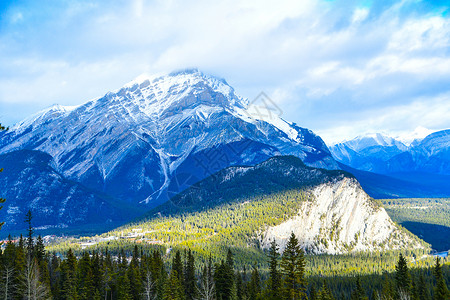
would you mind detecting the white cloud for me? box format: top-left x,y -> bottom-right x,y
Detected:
0,0 -> 449,144
352,8 -> 369,24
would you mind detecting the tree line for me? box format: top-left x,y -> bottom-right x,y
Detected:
1,229 -> 449,300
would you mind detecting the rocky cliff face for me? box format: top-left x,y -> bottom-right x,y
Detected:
143,155 -> 425,255
261,177 -> 424,254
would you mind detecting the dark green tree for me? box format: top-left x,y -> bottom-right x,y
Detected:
34,235 -> 45,263
433,257 -> 449,300
318,281 -> 334,300
164,270 -> 184,300
395,253 -> 410,296
172,250 -> 184,285
14,235 -> 26,299
117,271 -> 133,300
61,248 -> 78,299
214,249 -> 235,300
49,254 -> 61,299
350,276 -> 367,300
417,274 -> 430,300
280,232 -> 307,300
310,285 -> 317,300
129,246 -> 142,300
184,249 -> 196,300
267,240 -> 281,299
236,271 -> 244,300
24,210 -> 34,255
77,251 -> 94,300
248,266 -> 261,300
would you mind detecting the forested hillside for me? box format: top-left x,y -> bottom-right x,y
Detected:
381,198 -> 450,251
1,232 -> 449,299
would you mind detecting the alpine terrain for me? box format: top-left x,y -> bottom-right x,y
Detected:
0,69 -> 337,233
330,131 -> 450,198
86,156 -> 425,256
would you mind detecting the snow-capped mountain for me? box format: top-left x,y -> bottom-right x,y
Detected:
330,133 -> 407,173
330,130 -> 450,175
389,129 -> 450,174
0,69 -> 336,233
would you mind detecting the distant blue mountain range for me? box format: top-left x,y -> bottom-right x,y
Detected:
331,130 -> 450,198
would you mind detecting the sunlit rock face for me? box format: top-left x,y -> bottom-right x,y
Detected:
261,177 -> 424,254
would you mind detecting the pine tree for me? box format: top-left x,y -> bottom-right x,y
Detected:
184,249 -> 196,300
24,210 -> 34,256
61,248 -> 78,299
280,232 -> 307,300
267,239 -> 281,299
129,246 -> 142,300
214,252 -> 235,300
248,265 -> 261,300
117,271 -> 133,300
215,261 -> 228,300
350,277 -> 367,300
172,250 -> 184,285
410,275 -> 419,300
14,236 -> 26,299
417,274 -> 430,300
225,249 -> 236,300
77,251 -> 94,300
164,270 -> 184,300
395,253 -> 410,297
91,251 -> 102,294
102,250 -> 113,300
381,271 -> 395,300
236,270 -> 244,300
433,257 -> 449,300
34,235 -> 45,262
49,254 -> 61,299
318,281 -> 334,300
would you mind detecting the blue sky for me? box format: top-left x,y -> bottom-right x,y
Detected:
0,0 -> 449,144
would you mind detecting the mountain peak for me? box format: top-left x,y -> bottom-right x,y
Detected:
113,68 -> 246,112
336,132 -> 406,153
0,69 -> 339,233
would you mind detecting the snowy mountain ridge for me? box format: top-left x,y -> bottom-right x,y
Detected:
0,69 -> 337,232
330,129 -> 450,175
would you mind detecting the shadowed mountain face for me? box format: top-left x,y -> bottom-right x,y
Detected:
0,150 -> 140,234
0,69 -> 337,233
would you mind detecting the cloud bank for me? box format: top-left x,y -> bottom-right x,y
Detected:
0,0 -> 449,144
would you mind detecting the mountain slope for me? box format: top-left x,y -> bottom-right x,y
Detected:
0,150 -> 140,235
330,133 -> 407,173
331,130 -> 450,175
0,69 -> 337,232
330,130 -> 450,198
118,156 -> 425,255
392,129 -> 450,174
